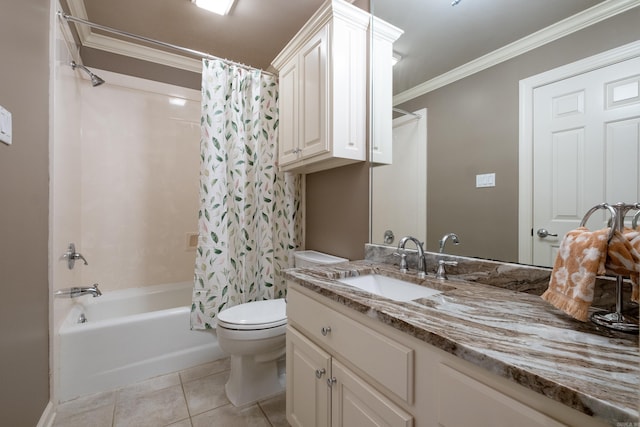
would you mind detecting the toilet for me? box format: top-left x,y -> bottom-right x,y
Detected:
216,250 -> 348,406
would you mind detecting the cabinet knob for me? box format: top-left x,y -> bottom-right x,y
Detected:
321,326 -> 331,336
327,377 -> 337,387
315,368 -> 326,379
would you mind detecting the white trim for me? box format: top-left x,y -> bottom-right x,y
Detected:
517,40 -> 640,264
393,0 -> 639,105
36,401 -> 55,427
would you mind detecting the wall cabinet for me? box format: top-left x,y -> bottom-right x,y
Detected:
272,0 -> 369,174
371,17 -> 403,165
286,282 -> 610,427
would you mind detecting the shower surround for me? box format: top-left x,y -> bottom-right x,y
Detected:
52,46 -> 202,402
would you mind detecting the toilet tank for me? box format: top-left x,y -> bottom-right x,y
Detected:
294,250 -> 348,268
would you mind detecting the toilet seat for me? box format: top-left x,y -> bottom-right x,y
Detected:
217,299 -> 286,331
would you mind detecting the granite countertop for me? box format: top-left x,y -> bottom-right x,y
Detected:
283,260 -> 639,426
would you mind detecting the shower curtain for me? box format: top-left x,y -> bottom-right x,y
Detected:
191,59 -> 301,330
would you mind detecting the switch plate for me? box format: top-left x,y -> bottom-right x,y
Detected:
476,173 -> 496,188
0,105 -> 12,145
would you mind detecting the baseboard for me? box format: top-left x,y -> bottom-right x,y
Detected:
36,401 -> 55,427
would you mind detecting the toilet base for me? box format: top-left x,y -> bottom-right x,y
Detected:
225,355 -> 285,406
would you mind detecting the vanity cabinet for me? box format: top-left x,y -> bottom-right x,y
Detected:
286,281 -> 610,427
286,289 -> 413,427
272,0 -> 369,174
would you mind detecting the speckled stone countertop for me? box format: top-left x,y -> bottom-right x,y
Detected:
283,257 -> 639,426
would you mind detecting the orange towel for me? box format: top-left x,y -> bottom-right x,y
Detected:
541,227 -> 609,321
605,228 -> 640,303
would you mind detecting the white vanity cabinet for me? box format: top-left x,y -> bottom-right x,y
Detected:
272,0 -> 369,174
286,286 -> 413,427
286,282 -> 610,427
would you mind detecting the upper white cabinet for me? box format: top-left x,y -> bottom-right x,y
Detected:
272,0 -> 369,174
371,17 -> 403,165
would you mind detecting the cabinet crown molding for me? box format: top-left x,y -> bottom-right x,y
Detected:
271,0 -> 369,71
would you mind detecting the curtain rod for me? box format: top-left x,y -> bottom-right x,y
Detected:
58,11 -> 276,77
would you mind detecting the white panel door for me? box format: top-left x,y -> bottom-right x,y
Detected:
371,109 -> 427,246
532,56 -> 640,266
331,360 -> 412,427
299,26 -> 328,160
278,59 -> 299,167
286,327 -> 331,427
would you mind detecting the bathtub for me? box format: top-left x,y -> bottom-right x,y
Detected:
58,281 -> 225,402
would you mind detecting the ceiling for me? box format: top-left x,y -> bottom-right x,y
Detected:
61,0 -> 633,94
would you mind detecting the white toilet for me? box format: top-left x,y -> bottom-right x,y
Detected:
216,250 -> 348,406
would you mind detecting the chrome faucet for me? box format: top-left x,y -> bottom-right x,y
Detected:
55,283 -> 102,298
396,236 -> 427,278
439,233 -> 460,253
436,233 -> 460,280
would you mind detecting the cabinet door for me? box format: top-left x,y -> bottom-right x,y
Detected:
331,16 -> 366,161
331,360 -> 413,427
438,364 -> 566,427
287,327 -> 331,427
278,58 -> 299,167
298,25 -> 329,160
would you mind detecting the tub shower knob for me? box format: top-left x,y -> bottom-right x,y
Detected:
321,326 -> 331,336
315,368 -> 326,379
63,243 -> 88,269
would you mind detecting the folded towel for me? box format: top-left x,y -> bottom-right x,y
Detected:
605,228 -> 640,303
541,227 -> 609,321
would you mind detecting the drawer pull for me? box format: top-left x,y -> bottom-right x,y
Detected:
321,326 -> 332,336
327,377 -> 337,387
315,368 -> 326,379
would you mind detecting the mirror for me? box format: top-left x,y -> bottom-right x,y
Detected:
369,0 -> 640,264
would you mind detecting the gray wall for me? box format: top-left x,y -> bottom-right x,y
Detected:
305,162 -> 370,261
398,8 -> 640,262
0,0 -> 51,425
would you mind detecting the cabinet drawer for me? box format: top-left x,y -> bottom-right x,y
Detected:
438,364 -> 565,427
287,287 -> 414,403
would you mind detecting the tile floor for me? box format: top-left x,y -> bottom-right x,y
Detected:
53,358 -> 290,427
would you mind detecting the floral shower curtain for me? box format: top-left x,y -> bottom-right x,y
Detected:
191,59 -> 301,330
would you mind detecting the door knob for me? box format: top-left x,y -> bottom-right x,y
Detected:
536,228 -> 558,238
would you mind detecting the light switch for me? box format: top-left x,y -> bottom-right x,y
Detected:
0,105 -> 12,145
475,173 -> 496,188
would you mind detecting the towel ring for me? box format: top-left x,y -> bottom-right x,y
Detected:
633,210 -> 640,229
579,203 -> 617,242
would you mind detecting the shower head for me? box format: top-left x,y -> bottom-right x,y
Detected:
70,60 -> 105,87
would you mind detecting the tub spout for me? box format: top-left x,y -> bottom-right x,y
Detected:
55,283 -> 102,298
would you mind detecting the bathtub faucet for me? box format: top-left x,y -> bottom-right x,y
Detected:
55,283 -> 102,298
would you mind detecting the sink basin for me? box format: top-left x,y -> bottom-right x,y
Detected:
337,274 -> 442,302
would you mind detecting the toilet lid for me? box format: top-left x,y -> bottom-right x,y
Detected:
217,299 -> 287,330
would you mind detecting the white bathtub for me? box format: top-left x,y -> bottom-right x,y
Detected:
58,281 -> 225,402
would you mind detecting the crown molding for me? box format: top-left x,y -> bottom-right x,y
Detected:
83,32 -> 202,73
393,0 -> 639,106
66,0 -> 638,84
66,0 -> 201,73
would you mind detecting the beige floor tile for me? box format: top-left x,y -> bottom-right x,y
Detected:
191,403 -> 271,427
117,372 -> 181,401
179,357 -> 230,383
53,402 -> 114,427
182,371 -> 230,416
166,418 -> 192,427
259,392 -> 289,427
114,384 -> 189,427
